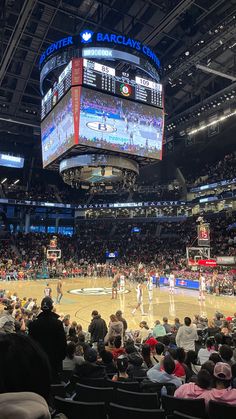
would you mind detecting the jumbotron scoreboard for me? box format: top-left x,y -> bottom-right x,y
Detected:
41,58 -> 163,120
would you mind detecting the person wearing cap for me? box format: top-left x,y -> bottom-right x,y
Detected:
74,347 -> 106,379
199,362 -> 236,406
28,297 -> 67,382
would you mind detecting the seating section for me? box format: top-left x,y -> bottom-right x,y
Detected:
115,388 -> 160,408
108,403 -> 166,419
54,397 -> 107,419
161,395 -> 207,419
208,400 -> 236,419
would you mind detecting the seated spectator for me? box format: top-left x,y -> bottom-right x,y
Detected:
221,320 -> 231,336
208,353 -> 222,365
0,333 -> 51,400
63,342 -> 84,370
138,321 -> 151,343
172,347 -> 187,379
214,332 -> 224,351
99,350 -> 117,374
147,355 -> 182,387
127,352 -> 147,379
74,348 -> 106,379
231,363 -> 236,388
153,320 -> 166,338
67,327 -> 78,343
141,344 -> 155,369
185,350 -> 201,378
112,355 -> 131,382
112,336 -> 126,359
219,345 -> 234,366
200,362 -> 236,406
214,314 -> 223,329
207,319 -> 220,336
174,318 -> 182,331
153,342 -> 165,364
198,338 -> 217,365
176,317 -> 198,352
163,317 -> 172,334
174,369 -> 212,398
145,336 -> 158,353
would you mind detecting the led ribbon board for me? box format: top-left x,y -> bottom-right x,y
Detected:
39,30 -> 160,70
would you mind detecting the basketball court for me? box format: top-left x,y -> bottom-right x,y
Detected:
2,277 -> 235,329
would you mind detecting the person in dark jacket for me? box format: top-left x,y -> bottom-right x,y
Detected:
28,297 -> 67,382
88,310 -> 107,344
74,348 -> 106,378
127,352 -> 147,379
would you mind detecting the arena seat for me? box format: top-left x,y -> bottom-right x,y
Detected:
161,395 -> 206,418
115,388 -> 160,408
75,377 -> 111,387
106,378 -> 140,391
50,383 -> 66,398
74,383 -> 114,403
140,380 -> 176,395
108,403 -> 165,419
55,396 -> 106,419
208,400 -> 236,419
173,412 -> 203,419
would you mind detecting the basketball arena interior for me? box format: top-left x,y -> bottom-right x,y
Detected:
0,1 -> 236,418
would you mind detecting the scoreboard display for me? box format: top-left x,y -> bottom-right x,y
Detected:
83,59 -> 163,108
41,58 -> 163,121
41,61 -> 72,120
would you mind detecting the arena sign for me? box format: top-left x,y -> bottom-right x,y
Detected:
39,29 -> 160,69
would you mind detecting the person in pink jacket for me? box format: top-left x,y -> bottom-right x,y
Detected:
200,362 -> 236,406
174,369 -> 212,399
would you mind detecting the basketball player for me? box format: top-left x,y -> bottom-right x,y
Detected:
112,275 -> 118,299
56,279 -> 63,304
44,283 -> 52,299
132,280 -> 146,315
199,271 -> 206,301
147,275 -> 153,302
169,272 -> 175,295
119,273 -> 126,293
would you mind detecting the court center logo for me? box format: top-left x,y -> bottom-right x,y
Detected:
68,287 -> 130,296
86,121 -> 117,133
80,30 -> 94,43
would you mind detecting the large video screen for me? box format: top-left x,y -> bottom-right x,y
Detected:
79,87 -> 163,159
41,90 -> 75,167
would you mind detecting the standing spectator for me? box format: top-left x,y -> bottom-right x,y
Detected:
28,297 -> 67,382
115,310 -> 128,336
176,317 -> 198,351
74,348 -> 106,379
88,310 -> 107,345
105,314 -> 123,343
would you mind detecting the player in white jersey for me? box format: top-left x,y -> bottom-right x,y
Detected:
199,272 -> 206,301
44,283 -> 52,298
147,276 -> 154,302
120,274 -> 125,293
132,281 -> 146,315
169,273 -> 175,294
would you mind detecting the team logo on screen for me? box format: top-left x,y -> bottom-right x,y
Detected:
120,83 -> 132,97
68,287 -> 130,296
86,121 -> 117,133
80,30 -> 94,43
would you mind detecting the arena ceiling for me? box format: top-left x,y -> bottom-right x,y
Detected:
0,0 -> 236,163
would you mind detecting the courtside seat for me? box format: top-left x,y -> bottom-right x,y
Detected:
161,395 -> 206,419
115,388 -> 160,409
208,400 -> 236,419
108,403 -> 165,419
74,383 -> 114,403
55,396 -> 106,419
